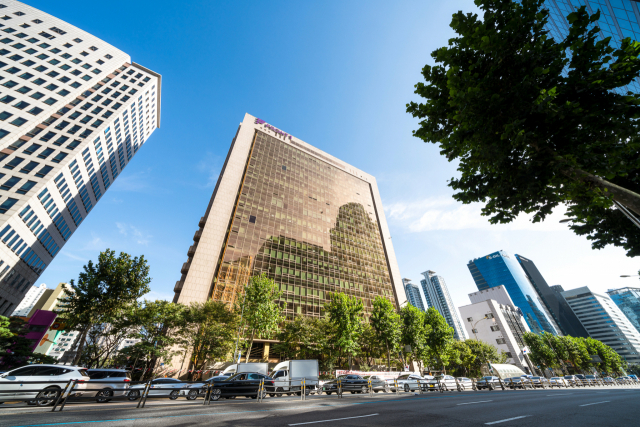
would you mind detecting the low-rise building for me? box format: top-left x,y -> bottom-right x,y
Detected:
459,286 -> 535,374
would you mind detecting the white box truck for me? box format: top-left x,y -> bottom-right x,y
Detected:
222,362 -> 269,376
270,360 -> 319,395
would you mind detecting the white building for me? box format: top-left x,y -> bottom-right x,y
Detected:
0,1 -> 161,316
11,281 -> 45,316
562,286 -> 640,364
403,278 -> 426,311
420,270 -> 467,340
459,286 -> 534,373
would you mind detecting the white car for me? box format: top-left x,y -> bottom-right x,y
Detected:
456,377 -> 473,390
0,364 -> 89,406
425,375 -> 458,391
549,377 -> 568,388
127,377 -> 186,401
393,373 -> 426,392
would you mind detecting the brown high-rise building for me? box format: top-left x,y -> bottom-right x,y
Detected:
173,114 -> 404,319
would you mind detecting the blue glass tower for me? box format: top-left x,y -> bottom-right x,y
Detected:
467,251 -> 558,335
607,287 -> 640,333
542,0 -> 640,93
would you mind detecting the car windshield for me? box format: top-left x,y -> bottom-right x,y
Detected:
337,375 -> 349,379
482,376 -> 493,380
532,377 -> 541,380
78,369 -> 89,377
397,374 -> 410,380
586,376 -> 596,379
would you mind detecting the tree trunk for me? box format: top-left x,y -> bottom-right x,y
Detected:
386,342 -> 391,372
571,169 -> 640,216
245,330 -> 255,363
72,326 -> 90,366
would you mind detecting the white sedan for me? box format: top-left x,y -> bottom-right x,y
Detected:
393,374 -> 427,392
0,364 -> 89,406
127,378 -> 186,400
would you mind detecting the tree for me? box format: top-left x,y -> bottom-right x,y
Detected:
324,292 -> 363,370
178,300 -> 237,380
400,304 -> 427,370
451,339 -> 507,378
423,307 -> 456,373
123,300 -> 185,377
235,274 -> 283,363
406,0 -> 640,257
57,249 -> 152,366
523,332 -> 558,373
0,317 -> 57,370
369,296 -> 401,371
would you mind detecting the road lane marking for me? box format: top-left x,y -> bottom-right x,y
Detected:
579,401 -> 610,407
485,416 -> 531,425
546,393 -> 572,396
288,413 -> 378,426
457,400 -> 493,405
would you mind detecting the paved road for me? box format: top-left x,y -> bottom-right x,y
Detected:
0,386 -> 638,426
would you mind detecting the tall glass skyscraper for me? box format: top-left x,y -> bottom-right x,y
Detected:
516,255 -> 588,337
467,251 -> 558,335
607,287 -> 640,333
542,0 -> 640,93
403,278 -> 426,312
420,270 -> 467,340
0,1 -> 161,316
173,114 -> 404,320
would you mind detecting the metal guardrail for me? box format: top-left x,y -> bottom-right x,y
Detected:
0,375 -> 637,412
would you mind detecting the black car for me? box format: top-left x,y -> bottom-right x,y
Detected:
322,375 -> 384,394
206,372 -> 274,401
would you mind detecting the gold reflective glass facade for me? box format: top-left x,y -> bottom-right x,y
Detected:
211,131 -> 396,318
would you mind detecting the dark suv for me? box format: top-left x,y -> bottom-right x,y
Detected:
87,369 -> 131,402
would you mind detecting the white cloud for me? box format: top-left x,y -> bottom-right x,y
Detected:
196,152 -> 221,188
385,196 -> 566,232
116,222 -> 152,246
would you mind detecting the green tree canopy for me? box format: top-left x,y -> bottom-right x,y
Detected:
400,304 -> 427,369
324,292 -> 363,370
235,274 -> 284,363
407,0 -> 640,256
57,249 -> 152,365
423,307 -> 457,373
178,300 -> 238,380
369,296 -> 401,371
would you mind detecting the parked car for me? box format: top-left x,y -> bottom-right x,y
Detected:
322,375 -> 382,395
362,375 -> 391,393
563,375 -> 582,387
127,377 -> 186,401
574,374 -> 594,387
181,376 -> 228,400
505,376 -> 528,390
0,365 -> 89,406
549,377 -> 568,388
425,375 -> 458,391
530,376 -> 550,388
201,372 -> 274,401
602,377 -> 615,385
476,376 -> 501,390
86,369 -> 131,403
456,377 -> 473,390
394,373 -> 426,392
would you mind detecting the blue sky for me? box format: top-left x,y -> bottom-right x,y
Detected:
32,0 -> 639,310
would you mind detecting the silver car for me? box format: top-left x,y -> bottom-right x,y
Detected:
425,375 -> 458,391
128,377 -> 185,401
549,377 -> 568,388
0,364 -> 89,406
87,369 -> 131,402
394,374 -> 425,392
456,377 -> 473,390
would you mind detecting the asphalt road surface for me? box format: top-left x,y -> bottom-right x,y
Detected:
0,386 -> 638,426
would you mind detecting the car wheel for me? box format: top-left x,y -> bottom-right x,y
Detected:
350,391 -> 356,394
461,385 -> 465,391
326,392 -> 332,395
35,388 -> 60,407
404,384 -> 410,392
384,385 -> 390,393
374,390 -> 379,393
169,390 -> 180,400
187,390 -> 199,400
96,388 -> 113,403
127,390 -> 140,401
361,386 -> 368,394
210,388 -> 221,401
269,393 -> 276,397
